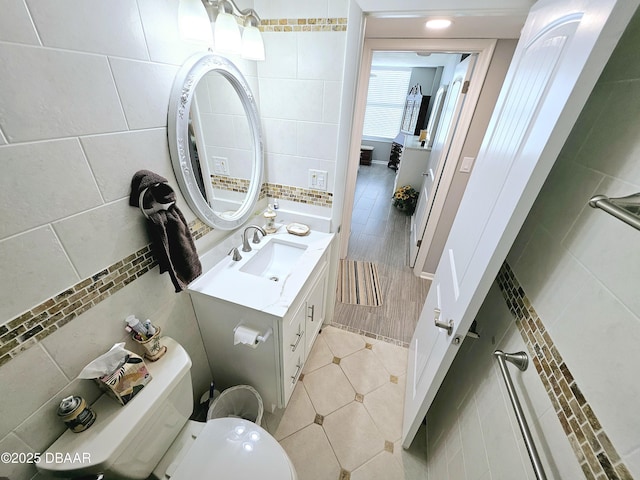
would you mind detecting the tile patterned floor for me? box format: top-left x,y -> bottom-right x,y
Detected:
264,325 -> 429,480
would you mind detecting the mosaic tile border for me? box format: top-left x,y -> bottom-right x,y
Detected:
0,245 -> 157,368
260,18 -> 347,32
211,174 -> 250,193
212,179 -> 333,208
0,219 -> 211,368
189,217 -> 214,240
496,262 -> 632,480
266,182 -> 333,207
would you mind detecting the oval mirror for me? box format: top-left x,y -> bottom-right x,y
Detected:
168,52 -> 263,230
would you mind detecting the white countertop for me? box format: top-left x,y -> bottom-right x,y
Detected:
403,135 -> 431,151
188,229 -> 334,318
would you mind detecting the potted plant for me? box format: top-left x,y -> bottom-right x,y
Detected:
392,185 -> 419,215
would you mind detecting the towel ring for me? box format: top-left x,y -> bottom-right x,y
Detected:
139,184 -> 175,219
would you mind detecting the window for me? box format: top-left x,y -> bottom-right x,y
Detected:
362,67 -> 412,139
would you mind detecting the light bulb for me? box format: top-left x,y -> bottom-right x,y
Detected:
425,19 -> 453,30
178,0 -> 213,45
241,24 -> 265,61
215,10 -> 241,54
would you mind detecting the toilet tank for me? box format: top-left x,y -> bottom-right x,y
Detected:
37,337 -> 193,479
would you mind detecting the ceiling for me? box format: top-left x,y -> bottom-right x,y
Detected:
354,0 -> 535,16
355,0 -> 536,40
371,52 -> 461,68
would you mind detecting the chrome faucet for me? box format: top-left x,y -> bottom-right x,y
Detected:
228,247 -> 242,261
242,225 -> 267,252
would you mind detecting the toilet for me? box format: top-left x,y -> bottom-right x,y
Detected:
37,337 -> 297,480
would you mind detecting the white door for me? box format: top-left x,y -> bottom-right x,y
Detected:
402,0 -> 638,448
409,56 -> 475,267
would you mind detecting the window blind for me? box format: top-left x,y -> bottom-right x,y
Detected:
362,67 -> 412,139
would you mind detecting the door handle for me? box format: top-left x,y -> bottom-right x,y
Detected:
434,308 -> 453,335
422,171 -> 430,176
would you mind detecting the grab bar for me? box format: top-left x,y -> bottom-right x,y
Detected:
494,350 -> 547,480
589,193 -> 640,231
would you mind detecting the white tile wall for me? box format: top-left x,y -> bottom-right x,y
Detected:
0,345 -> 69,439
262,119 -> 299,155
0,227 -> 79,321
52,199 -> 149,278
297,33 -> 347,81
0,0 -> 39,45
0,44 -> 127,142
323,80 -> 343,124
0,139 -> 103,238
0,433 -> 37,479
257,27 -> 345,214
136,0 -> 211,66
259,78 -> 325,121
254,0 -> 333,19
26,0 -> 149,59
80,129 -> 177,203
109,58 -> 179,129
258,35 -> 298,79
328,0 -> 349,18
297,122 -> 340,161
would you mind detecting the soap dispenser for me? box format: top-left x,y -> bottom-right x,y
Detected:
264,203 -> 277,233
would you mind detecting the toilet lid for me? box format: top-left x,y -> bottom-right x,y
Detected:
170,418 -> 295,480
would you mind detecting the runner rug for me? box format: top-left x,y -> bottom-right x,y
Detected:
337,259 -> 383,307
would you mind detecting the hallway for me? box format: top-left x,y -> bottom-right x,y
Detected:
332,162 -> 431,346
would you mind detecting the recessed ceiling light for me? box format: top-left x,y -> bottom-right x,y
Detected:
425,19 -> 453,30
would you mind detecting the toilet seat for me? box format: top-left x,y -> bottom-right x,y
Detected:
170,418 -> 296,480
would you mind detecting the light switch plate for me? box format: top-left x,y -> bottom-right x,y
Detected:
460,156 -> 475,173
212,156 -> 229,176
309,169 -> 328,191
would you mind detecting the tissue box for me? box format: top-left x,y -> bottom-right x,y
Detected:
96,352 -> 152,405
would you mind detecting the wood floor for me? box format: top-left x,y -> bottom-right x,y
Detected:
332,163 -> 431,346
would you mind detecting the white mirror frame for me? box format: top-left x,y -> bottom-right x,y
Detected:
168,52 -> 264,230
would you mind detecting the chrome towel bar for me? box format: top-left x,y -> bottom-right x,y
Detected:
589,193 -> 640,231
494,350 -> 548,480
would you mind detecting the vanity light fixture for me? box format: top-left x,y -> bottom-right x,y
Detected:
202,0 -> 265,60
425,18 -> 453,30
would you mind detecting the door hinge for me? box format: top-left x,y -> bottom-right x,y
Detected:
416,239 -> 422,248
462,80 -> 470,94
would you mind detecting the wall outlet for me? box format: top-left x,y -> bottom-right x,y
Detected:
309,169 -> 328,191
212,156 -> 229,176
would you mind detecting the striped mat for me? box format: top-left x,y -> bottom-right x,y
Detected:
337,260 -> 383,307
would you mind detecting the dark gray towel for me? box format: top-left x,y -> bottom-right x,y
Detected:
130,170 -> 202,292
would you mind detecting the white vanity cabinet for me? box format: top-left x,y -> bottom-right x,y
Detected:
189,233 -> 332,412
393,135 -> 432,193
281,263 -> 327,404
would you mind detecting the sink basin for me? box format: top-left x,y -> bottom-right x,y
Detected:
240,239 -> 307,281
